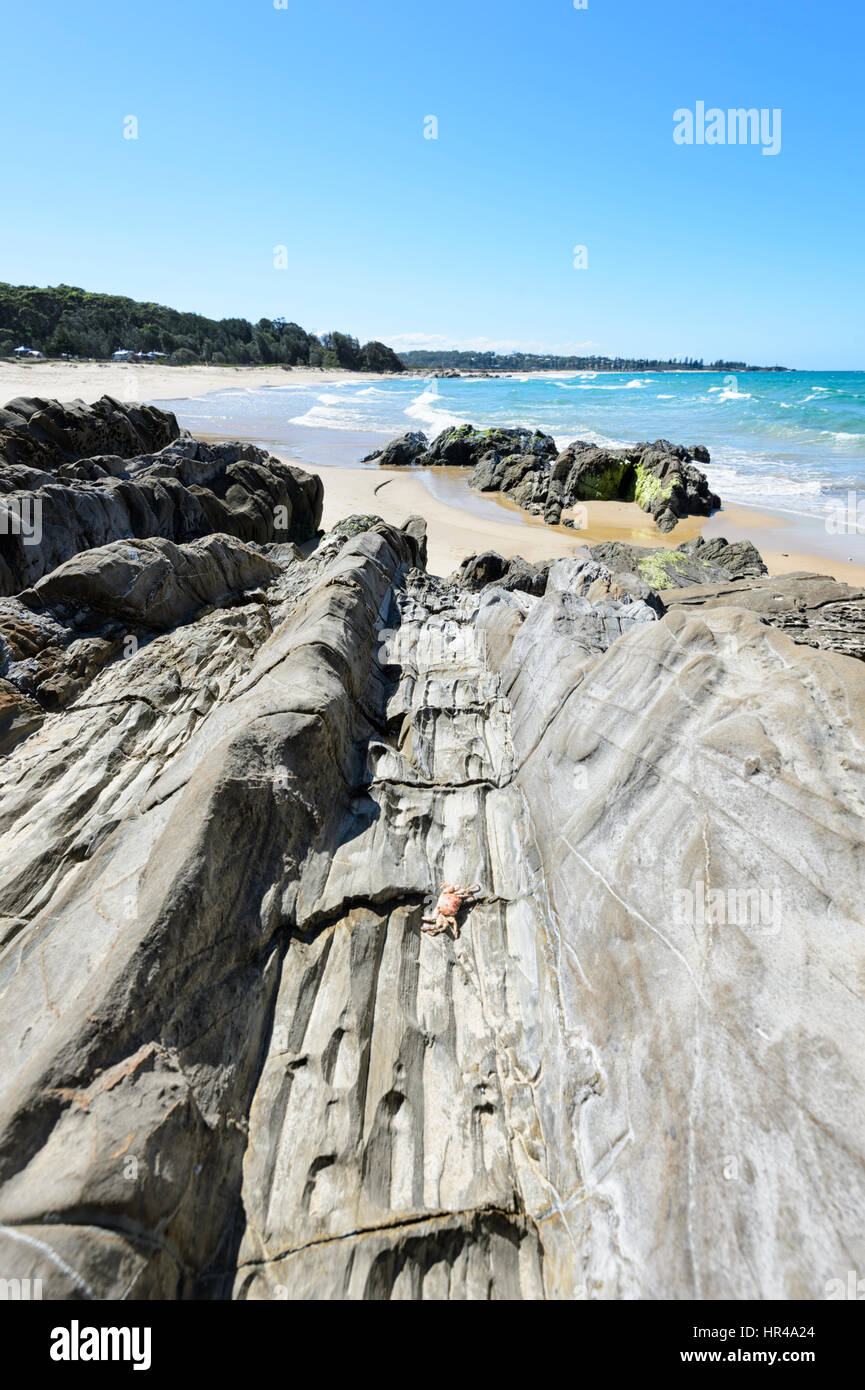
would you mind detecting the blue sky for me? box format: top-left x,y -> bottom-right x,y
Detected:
2,0 -> 862,367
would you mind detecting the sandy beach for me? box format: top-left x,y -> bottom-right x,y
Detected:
3,359 -> 863,586
305,458 -> 865,585
0,358 -> 396,405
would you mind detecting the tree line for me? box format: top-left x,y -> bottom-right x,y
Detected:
0,283 -> 405,372
400,350 -> 786,371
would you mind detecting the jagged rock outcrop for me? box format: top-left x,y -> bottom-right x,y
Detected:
589,535 -> 767,589
544,438 -> 719,530
450,550 -> 550,597
0,534 -> 284,725
0,399 -> 323,595
665,569 -> 865,662
0,395 -> 180,472
451,548 -> 666,615
361,432 -> 429,467
0,491 -> 863,1301
366,423 -> 719,531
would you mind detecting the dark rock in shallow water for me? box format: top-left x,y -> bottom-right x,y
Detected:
362,431 -> 429,467
548,438 -> 720,532
365,423 -> 719,533
627,439 -> 721,532
588,536 -> 767,590
421,424 -> 557,471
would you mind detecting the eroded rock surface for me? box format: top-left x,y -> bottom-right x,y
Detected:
0,493 -> 862,1302
665,569 -> 865,661
0,395 -> 180,472
589,535 -> 767,588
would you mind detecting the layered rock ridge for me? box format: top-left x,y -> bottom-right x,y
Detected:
0,395 -> 322,594
0,414 -> 863,1302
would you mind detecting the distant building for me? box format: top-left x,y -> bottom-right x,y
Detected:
13,346 -> 43,359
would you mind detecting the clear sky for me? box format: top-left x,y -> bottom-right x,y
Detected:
2,0 -> 862,367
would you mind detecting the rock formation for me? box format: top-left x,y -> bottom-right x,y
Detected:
0,402 -> 863,1302
361,431 -> 429,468
664,569 -> 865,662
365,424 -> 720,531
588,535 -> 767,588
0,395 -> 323,595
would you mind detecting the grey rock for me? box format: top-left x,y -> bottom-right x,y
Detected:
0,404 -> 323,595
664,569 -> 865,661
451,550 -> 549,596
362,432 -> 429,467
0,394 -> 181,472
589,536 -> 768,590
31,534 -> 281,631
0,450 -> 861,1301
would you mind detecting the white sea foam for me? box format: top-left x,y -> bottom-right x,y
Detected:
802,387 -> 832,402
552,429 -> 625,452
570,378 -> 652,392
288,402 -> 375,431
403,387 -> 467,432
706,386 -> 752,401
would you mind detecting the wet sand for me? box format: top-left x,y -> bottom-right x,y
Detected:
300,459 -> 865,585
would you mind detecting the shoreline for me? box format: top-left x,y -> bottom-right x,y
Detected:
2,360 -> 863,585
0,359 -> 400,405
0,359 -> 795,408
298,458 -> 865,585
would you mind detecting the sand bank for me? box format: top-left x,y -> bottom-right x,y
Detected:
304,459 -> 865,585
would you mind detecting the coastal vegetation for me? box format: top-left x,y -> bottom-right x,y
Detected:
400,348 -> 786,372
0,282 -> 405,373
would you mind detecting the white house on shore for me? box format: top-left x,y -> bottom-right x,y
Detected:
112,349 -> 167,362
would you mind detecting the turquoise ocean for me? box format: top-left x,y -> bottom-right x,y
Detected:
155,370 -> 865,531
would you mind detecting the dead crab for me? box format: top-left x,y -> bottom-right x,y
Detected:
421,883 -> 482,939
